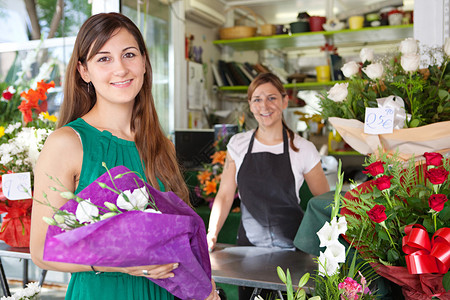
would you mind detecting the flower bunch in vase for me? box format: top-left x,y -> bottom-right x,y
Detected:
341,151 -> 450,298
196,118 -> 245,207
319,37 -> 450,128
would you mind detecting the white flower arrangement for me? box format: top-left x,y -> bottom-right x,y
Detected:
0,123 -> 52,172
1,281 -> 41,300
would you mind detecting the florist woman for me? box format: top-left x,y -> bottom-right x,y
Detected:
207,72 -> 330,299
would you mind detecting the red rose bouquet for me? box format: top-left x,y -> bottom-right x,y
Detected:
341,151 -> 450,299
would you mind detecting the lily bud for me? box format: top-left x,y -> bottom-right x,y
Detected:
43,217 -> 57,226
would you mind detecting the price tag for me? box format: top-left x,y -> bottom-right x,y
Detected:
364,107 -> 395,134
2,172 -> 32,200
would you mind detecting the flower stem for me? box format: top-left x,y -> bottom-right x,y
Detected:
384,226 -> 396,249
433,213 -> 437,232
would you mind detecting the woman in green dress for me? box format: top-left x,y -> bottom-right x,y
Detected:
30,13 -> 219,300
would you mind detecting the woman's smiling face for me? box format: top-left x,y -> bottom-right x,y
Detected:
249,82 -> 288,128
77,28 -> 146,107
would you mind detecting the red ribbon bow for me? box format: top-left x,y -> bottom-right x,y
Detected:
402,224 -> 450,274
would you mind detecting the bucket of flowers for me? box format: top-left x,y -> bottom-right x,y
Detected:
196,117 -> 245,209
0,80 -> 57,247
341,151 -> 450,298
318,38 -> 450,160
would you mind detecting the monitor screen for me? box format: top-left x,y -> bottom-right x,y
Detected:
174,129 -> 215,169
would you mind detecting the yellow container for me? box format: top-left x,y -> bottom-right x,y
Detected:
315,65 -> 330,82
348,15 -> 364,30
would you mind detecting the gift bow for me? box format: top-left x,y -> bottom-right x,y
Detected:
402,224 -> 450,274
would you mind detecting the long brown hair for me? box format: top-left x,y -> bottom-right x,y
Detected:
247,72 -> 299,152
58,13 -> 189,203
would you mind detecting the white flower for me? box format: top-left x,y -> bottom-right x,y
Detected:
324,241 -> 346,263
399,38 -> 418,54
327,82 -> 348,102
341,61 -> 360,78
317,221 -> 339,247
76,199 -> 99,224
331,216 -> 347,235
0,153 -> 12,165
117,187 -> 149,211
401,53 -> 420,72
363,63 -> 384,80
444,38 -> 450,56
318,251 -> 340,277
360,48 -> 374,63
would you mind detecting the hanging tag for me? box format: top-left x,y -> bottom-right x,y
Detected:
364,107 -> 395,134
2,172 -> 32,200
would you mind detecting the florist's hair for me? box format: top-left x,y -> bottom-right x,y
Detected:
58,12 -> 189,204
247,72 -> 299,152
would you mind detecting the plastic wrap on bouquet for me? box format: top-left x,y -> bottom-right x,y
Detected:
328,117 -> 450,160
370,263 -> 450,300
44,166 -> 212,300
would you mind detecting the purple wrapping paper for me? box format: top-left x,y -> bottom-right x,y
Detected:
44,166 -> 212,300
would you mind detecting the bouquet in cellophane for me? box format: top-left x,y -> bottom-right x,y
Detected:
42,164 -> 212,300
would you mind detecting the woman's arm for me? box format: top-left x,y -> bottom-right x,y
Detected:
30,127 -> 176,278
206,152 -> 238,251
304,162 -> 330,196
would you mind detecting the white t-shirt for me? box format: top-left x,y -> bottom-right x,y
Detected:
227,129 -> 321,203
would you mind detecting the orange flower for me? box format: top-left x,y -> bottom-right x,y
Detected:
18,80 -> 54,124
197,170 -> 212,184
17,100 -> 34,123
37,80 -> 55,91
203,179 -> 217,195
211,151 -> 227,165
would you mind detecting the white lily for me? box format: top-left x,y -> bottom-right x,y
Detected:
324,241 -> 346,264
75,199 -> 99,224
117,187 -> 149,211
318,251 -> 340,277
317,221 -> 339,247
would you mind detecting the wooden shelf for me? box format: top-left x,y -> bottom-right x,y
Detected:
218,81 -> 346,92
213,24 -> 413,51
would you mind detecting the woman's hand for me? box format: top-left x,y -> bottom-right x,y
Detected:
207,231 -> 217,252
121,263 -> 179,279
205,279 -> 220,300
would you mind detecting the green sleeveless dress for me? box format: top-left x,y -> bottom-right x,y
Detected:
64,118 -> 173,300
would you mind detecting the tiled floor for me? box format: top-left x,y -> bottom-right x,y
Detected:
7,280 -> 67,300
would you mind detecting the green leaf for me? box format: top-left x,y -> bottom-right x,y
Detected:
405,197 -> 422,208
298,273 -> 309,288
296,289 -> 306,300
423,218 -> 434,233
409,119 -> 420,128
443,271 -> 450,291
378,229 -> 389,241
286,269 -> 293,300
387,248 -> 400,262
277,266 -> 286,284
438,204 -> 450,221
438,89 -> 450,100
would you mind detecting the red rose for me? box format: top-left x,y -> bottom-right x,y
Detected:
374,175 -> 394,191
426,168 -> 449,185
363,161 -> 385,177
2,91 -> 13,100
367,205 -> 387,223
428,194 -> 448,212
423,152 -> 443,167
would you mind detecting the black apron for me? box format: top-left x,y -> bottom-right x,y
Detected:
236,128 -> 303,248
